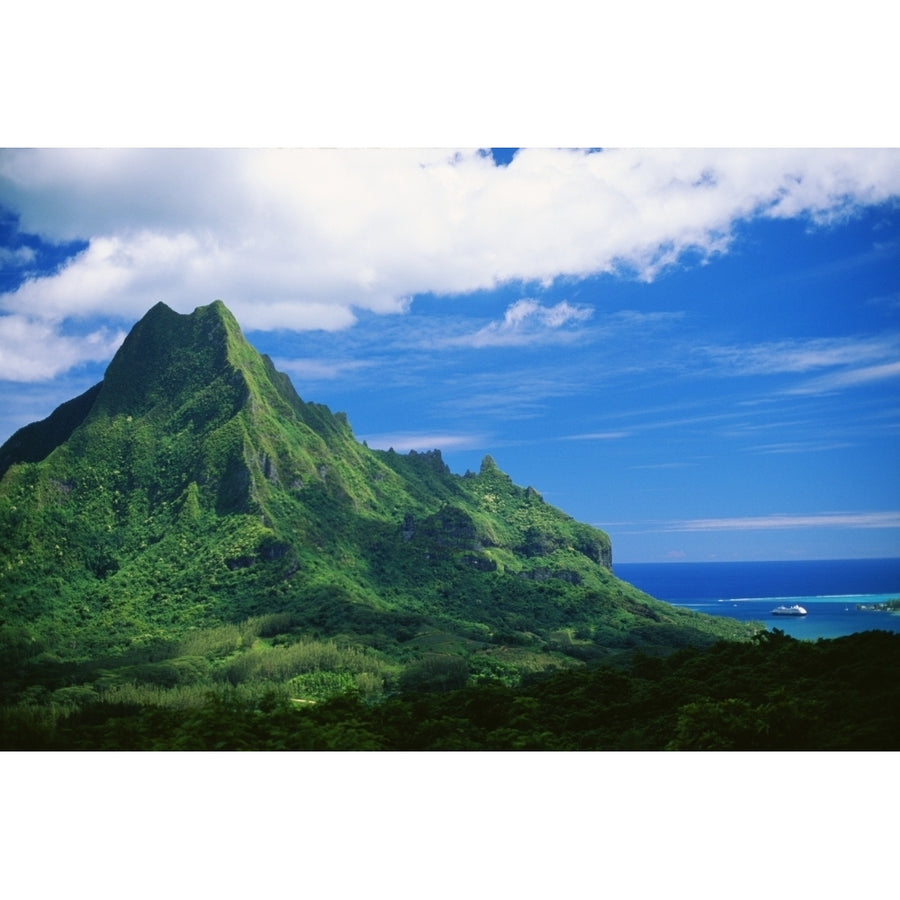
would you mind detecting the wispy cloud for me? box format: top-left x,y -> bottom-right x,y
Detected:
786,360 -> 900,395
867,290 -> 900,312
0,245 -> 36,267
447,299 -> 594,348
697,335 -> 900,376
628,461 -> 698,470
564,407 -> 762,441
744,440 -> 856,454
270,357 -> 374,381
565,431 -> 632,441
602,309 -> 686,330
440,365 -> 590,421
692,333 -> 900,402
359,432 -> 488,453
661,511 -> 900,532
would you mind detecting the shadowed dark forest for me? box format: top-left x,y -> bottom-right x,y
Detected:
5,629 -> 897,750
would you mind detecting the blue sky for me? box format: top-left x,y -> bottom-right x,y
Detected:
1,148 -> 898,562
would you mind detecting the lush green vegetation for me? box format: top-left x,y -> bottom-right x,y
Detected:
5,629 -> 897,750
6,300 -> 891,750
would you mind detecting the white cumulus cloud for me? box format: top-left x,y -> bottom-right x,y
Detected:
0,314 -> 125,381
1,148 -> 900,380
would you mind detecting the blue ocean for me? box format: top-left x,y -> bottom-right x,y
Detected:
614,558 -> 900,640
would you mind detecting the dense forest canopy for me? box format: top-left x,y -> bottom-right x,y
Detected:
2,301 -> 895,750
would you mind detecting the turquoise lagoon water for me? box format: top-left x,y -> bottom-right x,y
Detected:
614,558 -> 900,640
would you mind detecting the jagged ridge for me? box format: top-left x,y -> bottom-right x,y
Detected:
0,301 -> 759,695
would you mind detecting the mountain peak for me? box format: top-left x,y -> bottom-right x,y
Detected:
0,301 -> 263,478
92,300 -> 248,419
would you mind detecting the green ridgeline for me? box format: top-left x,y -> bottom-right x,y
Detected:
0,301 -> 761,746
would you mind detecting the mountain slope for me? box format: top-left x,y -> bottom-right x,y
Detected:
0,301 -> 759,708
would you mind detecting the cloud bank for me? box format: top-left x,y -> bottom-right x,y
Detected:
2,148 -> 899,379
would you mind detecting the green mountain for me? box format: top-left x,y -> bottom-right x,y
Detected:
0,301 -> 758,726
